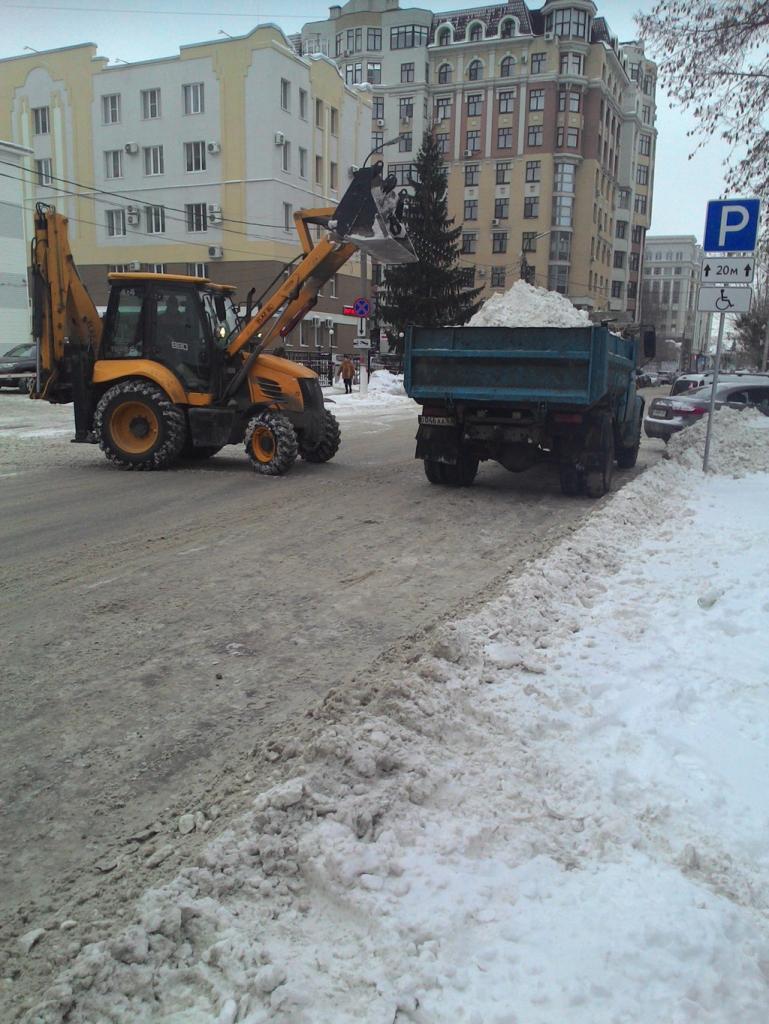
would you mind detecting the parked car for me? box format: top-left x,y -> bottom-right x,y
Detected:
0,343 -> 36,392
644,377 -> 769,441
656,371 -> 674,386
636,371 -> 652,388
670,371 -> 769,396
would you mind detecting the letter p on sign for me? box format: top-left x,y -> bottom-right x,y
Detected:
704,198 -> 760,254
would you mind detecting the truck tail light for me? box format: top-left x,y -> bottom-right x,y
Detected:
553,413 -> 583,424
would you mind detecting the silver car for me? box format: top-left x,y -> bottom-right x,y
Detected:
644,378 -> 769,442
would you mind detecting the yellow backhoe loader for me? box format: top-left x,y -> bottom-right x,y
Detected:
30,161 -> 417,474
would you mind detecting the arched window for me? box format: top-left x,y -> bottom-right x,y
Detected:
438,28 -> 451,45
438,63 -> 452,84
468,59 -> 483,81
500,17 -> 516,38
468,22 -> 484,42
500,55 -> 514,77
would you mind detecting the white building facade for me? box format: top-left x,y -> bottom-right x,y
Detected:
642,234 -> 712,367
0,139 -> 33,354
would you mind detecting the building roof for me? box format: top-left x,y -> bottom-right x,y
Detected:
431,2 -> 533,38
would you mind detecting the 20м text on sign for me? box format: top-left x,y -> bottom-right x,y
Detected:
700,257 -> 755,284
703,199 -> 761,254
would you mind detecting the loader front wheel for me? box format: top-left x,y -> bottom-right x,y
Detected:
95,380 -> 186,470
245,411 -> 298,476
299,409 -> 341,463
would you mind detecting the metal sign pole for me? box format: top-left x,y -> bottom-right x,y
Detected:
702,312 -> 726,472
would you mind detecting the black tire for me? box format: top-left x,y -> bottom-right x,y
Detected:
18,377 -> 34,394
94,379 -> 186,470
180,438 -> 223,460
244,411 -> 298,476
299,409 -> 341,463
559,463 -> 581,496
584,414 -> 615,499
616,424 -> 641,469
423,458 -> 445,484
441,454 -> 479,487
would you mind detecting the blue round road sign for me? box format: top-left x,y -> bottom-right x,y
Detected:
353,297 -> 370,317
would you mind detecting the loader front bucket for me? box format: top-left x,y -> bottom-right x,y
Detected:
330,160 -> 418,264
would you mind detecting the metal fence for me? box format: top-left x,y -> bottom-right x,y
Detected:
283,351 -> 334,386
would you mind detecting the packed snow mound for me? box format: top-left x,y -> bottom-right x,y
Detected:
666,407 -> 769,476
468,279 -> 592,328
368,370 -> 405,395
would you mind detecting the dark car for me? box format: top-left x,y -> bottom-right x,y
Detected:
644,377 -> 769,441
0,343 -> 36,392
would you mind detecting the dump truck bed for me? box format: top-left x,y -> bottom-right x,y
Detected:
404,325 -> 638,408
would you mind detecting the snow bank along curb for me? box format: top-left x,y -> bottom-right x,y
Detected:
25,414 -> 769,1023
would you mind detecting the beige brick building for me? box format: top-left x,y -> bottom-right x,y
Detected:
301,0 -> 657,324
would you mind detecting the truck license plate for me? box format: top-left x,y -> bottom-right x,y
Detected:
420,416 -> 456,426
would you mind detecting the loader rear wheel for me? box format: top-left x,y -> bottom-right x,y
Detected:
299,409 -> 341,463
245,411 -> 298,476
95,379 -> 186,470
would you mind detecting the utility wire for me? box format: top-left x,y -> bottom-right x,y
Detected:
4,3 -> 318,20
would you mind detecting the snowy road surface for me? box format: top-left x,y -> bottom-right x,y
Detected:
4,405 -> 769,1024
1,386 -> 663,1017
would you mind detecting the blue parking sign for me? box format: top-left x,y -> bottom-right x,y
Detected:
703,199 -> 760,253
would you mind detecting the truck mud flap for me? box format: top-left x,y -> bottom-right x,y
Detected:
415,422 -> 461,463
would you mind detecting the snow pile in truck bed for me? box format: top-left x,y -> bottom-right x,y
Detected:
25,411 -> 769,1024
666,406 -> 769,476
467,279 -> 592,329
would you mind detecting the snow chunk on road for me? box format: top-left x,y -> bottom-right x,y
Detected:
468,278 -> 592,328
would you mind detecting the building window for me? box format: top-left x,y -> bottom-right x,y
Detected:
616,220 -> 627,239
335,32 -> 343,56
531,52 -> 546,74
35,158 -> 53,185
548,264 -> 569,293
496,161 -> 512,184
529,88 -> 545,112
435,97 -> 452,121
639,134 -> 652,156
146,205 -> 165,233
280,78 -> 290,111
373,96 -> 384,120
299,146 -> 307,177
642,104 -> 652,124
102,94 -> 121,124
527,125 -> 543,146
466,93 -> 482,117
627,281 -> 637,299
106,209 -> 126,237
491,266 -> 506,287
498,90 -> 514,114
141,88 -> 161,120
330,107 -> 338,134
281,141 -> 290,173
494,197 -> 509,220
316,98 -> 324,127
552,195 -> 573,227
435,132 -> 449,155
104,150 -> 123,179
468,59 -> 483,81
629,62 -> 640,82
465,163 -> 479,186
399,132 -> 412,152
500,55 -> 515,77
462,267 -> 476,288
522,231 -> 537,252
492,231 -> 508,254
315,155 -> 323,184
186,203 -> 207,232
367,27 -> 382,50
299,88 -> 307,119
613,250 -> 625,268
466,129 -> 480,152
184,141 -> 206,172
637,164 -> 649,185
330,162 -> 338,189
643,74 -> 654,95
187,262 -> 208,277
461,232 -> 477,254
437,27 -> 451,45
283,202 -> 293,232
387,162 -> 417,185
401,62 -> 415,83
634,195 -> 648,214
400,96 -> 414,118
566,128 -> 579,147
367,62 -> 382,84
525,160 -> 541,184
183,82 -> 204,115
143,145 -> 164,176
497,127 -> 513,149
345,63 -> 363,85
611,280 -> 623,298
464,199 -> 478,220
390,25 -> 429,49
618,188 -> 631,209
469,23 -> 484,41
32,106 -> 50,135
553,162 -> 576,193
560,52 -> 584,75
438,63 -> 452,84
569,92 -> 581,113
629,252 -> 640,271
558,90 -> 568,113
524,196 -> 539,219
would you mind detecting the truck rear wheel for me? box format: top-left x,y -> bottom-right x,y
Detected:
299,409 -> 341,463
424,455 -> 478,487
559,463 -> 582,496
95,379 -> 186,470
584,414 -> 615,498
423,458 -> 445,484
245,411 -> 298,476
616,419 -> 642,469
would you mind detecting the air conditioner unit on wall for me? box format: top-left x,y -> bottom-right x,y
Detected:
207,141 -> 221,154
126,211 -> 140,226
545,30 -> 556,41
325,318 -> 334,329
124,142 -> 139,154
376,118 -> 385,128
207,204 -> 222,224
208,245 -> 224,259
464,149 -> 474,158
274,131 -> 285,146
349,164 -> 360,176
491,218 -> 500,226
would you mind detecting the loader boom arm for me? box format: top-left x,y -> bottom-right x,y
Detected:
31,204 -> 102,402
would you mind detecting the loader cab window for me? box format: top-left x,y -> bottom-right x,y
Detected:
103,285 -> 147,358
202,291 -> 239,348
152,287 -> 211,391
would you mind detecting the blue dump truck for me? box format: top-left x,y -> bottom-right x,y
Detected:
404,324 -> 655,498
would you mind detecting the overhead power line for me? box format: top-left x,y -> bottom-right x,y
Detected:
4,3 -> 318,20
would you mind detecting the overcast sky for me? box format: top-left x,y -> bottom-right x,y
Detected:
1,0 -> 728,242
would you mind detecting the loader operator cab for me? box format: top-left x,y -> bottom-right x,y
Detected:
103,276 -> 237,393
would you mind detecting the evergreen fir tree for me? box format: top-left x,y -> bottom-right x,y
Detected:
376,132 -> 483,352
